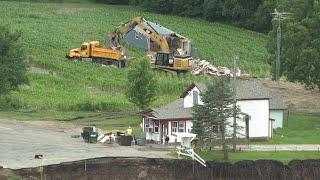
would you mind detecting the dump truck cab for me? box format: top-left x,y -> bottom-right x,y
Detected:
68,42 -> 91,58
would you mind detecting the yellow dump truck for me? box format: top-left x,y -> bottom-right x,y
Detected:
66,41 -> 128,67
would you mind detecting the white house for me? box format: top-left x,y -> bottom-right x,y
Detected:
269,90 -> 286,129
140,78 -> 285,144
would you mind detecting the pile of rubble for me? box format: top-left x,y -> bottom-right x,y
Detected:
191,59 -> 232,76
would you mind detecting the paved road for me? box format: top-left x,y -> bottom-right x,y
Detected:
0,119 -> 172,169
238,144 -> 320,151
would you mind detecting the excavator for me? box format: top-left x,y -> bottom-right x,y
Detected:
109,16 -> 193,73
66,41 -> 128,68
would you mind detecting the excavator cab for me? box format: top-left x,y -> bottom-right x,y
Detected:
154,51 -> 192,73
155,52 -> 174,67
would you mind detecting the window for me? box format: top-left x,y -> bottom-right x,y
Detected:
193,91 -> 198,105
155,53 -> 170,66
212,124 -> 220,134
178,121 -> 185,132
80,45 -> 87,51
144,119 -> 150,132
135,32 -> 140,39
145,119 -> 154,132
154,120 -> 159,133
172,121 -> 178,133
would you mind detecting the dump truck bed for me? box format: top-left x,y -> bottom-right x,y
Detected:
91,47 -> 122,60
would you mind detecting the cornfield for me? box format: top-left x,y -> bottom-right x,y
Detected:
0,1 -> 270,111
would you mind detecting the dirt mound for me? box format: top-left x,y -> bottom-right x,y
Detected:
260,79 -> 320,114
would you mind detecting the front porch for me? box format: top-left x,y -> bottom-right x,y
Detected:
142,117 -> 193,144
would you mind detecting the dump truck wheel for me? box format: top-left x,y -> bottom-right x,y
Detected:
113,61 -> 119,68
119,61 -> 126,68
70,57 -> 81,62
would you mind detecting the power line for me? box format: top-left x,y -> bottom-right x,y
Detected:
271,9 -> 292,84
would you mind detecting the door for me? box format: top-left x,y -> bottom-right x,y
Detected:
160,123 -> 164,144
161,122 -> 168,144
80,44 -> 89,58
245,115 -> 250,139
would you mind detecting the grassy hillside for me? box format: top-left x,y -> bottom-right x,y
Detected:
0,1 -> 270,112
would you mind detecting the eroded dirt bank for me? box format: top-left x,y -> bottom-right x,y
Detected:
1,157 -> 320,180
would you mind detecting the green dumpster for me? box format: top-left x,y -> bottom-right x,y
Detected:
89,132 -> 98,143
81,127 -> 98,143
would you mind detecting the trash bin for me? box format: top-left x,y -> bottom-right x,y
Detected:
81,127 -> 98,143
118,135 -> 133,146
89,132 -> 98,143
136,138 -> 146,146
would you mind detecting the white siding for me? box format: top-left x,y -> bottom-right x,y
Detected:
237,99 -> 270,138
175,99 -> 270,140
270,110 -> 284,129
146,132 -> 160,142
186,120 -> 193,133
183,87 -> 203,108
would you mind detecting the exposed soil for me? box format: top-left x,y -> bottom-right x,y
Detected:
29,66 -> 56,76
1,158 -> 320,180
260,79 -> 320,114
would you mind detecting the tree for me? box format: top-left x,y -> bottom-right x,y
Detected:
141,0 -> 173,14
0,26 -> 28,96
192,77 -> 241,160
250,0 -> 276,33
171,0 -> 204,17
126,58 -> 157,110
267,0 -> 320,89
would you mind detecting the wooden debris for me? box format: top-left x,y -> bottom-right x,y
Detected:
191,59 -> 232,77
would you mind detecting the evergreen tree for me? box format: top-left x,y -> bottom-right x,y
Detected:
0,26 -> 28,96
192,77 -> 241,160
126,58 -> 157,110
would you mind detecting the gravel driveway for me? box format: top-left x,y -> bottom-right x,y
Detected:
0,119 -> 172,169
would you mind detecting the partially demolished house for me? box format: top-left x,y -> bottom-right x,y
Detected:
123,19 -> 193,56
140,78 -> 286,144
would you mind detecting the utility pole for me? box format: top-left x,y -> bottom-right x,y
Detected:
232,55 -> 238,152
272,9 -> 291,84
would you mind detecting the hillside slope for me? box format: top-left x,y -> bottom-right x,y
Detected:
0,1 -> 270,111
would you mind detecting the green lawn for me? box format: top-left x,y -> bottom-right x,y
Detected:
252,114 -> 320,144
0,110 -> 95,121
0,1 -> 269,112
0,110 -> 141,135
196,151 -> 320,164
67,115 -> 141,135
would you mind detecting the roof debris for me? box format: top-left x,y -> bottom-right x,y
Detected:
191,59 -> 232,77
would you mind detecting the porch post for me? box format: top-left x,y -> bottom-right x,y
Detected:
159,120 -> 163,144
142,117 -> 145,132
